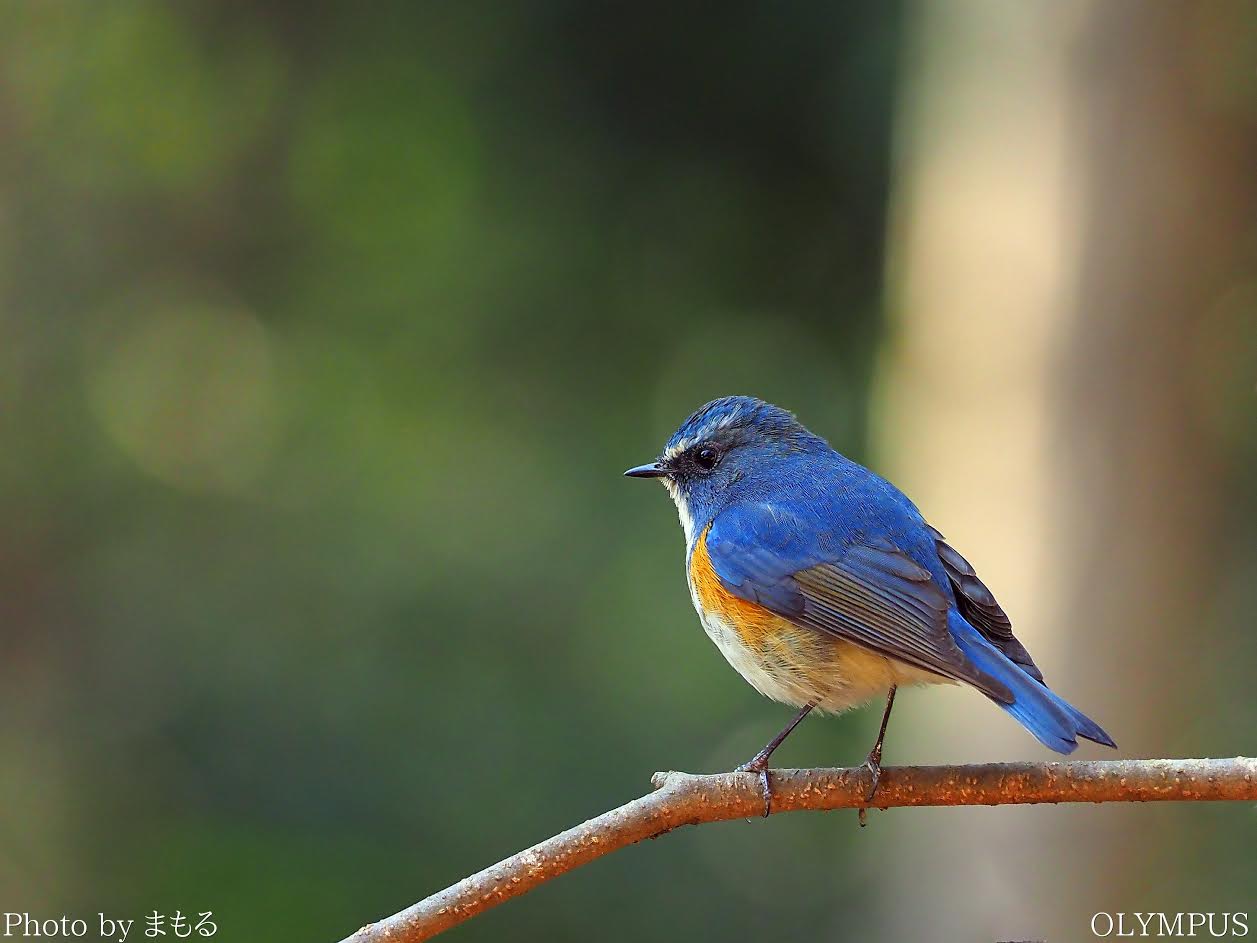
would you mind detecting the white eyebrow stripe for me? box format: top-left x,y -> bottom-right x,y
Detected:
662,435 -> 695,461
662,406 -> 749,461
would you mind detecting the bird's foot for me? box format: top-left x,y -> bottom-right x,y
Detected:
857,744 -> 884,828
862,748 -> 883,804
735,756 -> 773,818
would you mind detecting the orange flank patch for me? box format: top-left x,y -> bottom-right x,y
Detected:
690,525 -> 787,650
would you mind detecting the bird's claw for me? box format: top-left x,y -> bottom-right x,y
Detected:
857,747 -> 884,827
863,752 -> 883,804
735,758 -> 773,817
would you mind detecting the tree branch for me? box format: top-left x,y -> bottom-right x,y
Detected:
340,757 -> 1256,943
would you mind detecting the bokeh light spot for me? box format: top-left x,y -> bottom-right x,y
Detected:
86,295 -> 280,494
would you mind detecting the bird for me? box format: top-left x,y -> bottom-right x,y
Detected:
625,395 -> 1115,815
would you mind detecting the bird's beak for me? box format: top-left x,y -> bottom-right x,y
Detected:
624,462 -> 669,479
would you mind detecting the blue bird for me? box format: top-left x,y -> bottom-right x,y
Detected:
626,396 -> 1115,813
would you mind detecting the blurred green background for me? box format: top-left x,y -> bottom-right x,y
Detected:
0,2 -> 1253,941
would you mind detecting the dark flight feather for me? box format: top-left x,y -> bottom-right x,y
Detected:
927,526 -> 1044,684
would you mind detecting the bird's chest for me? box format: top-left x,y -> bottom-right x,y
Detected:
686,536 -> 823,708
687,571 -> 803,704
685,533 -> 907,712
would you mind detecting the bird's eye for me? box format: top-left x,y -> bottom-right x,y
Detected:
695,447 -> 719,471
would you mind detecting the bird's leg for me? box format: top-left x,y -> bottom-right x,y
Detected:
735,701 -> 816,817
863,684 -> 897,804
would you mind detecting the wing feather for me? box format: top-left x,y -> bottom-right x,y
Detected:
793,551 -> 1012,702
706,515 -> 1013,703
926,526 -> 1044,683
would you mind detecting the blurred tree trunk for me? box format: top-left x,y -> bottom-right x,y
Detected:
873,1 -> 1256,939
1056,0 -> 1257,911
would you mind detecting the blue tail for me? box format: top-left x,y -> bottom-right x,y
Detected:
949,611 -> 1116,754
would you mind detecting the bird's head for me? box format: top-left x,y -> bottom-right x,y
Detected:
624,395 -> 823,542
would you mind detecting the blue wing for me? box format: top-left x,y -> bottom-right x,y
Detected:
704,497 -> 1014,703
